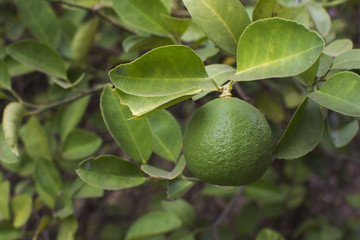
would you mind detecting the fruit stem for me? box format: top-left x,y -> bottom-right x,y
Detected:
219,81 -> 233,98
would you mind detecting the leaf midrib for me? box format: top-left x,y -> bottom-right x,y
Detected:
80,169 -> 145,180
236,44 -> 323,77
153,133 -> 175,161
312,91 -> 360,112
126,0 -> 168,34
332,58 -> 360,69
63,139 -> 99,157
198,0 -> 237,45
111,92 -> 146,163
210,69 -> 235,79
113,75 -> 210,81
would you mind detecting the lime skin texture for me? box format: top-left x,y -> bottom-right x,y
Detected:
183,97 -> 273,186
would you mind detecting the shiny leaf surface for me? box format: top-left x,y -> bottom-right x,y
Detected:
76,155 -> 147,190
109,45 -> 212,97
233,18 -> 324,81
100,85 -> 153,163
275,97 -> 324,159
148,110 -> 182,162
6,41 -> 67,79
183,0 -> 250,54
125,211 -> 181,240
310,71 -> 360,117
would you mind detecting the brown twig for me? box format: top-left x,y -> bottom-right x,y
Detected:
29,84 -> 107,115
233,83 -> 252,104
212,186 -> 246,240
45,0 -> 135,34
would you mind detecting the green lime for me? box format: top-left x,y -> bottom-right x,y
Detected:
183,97 -> 273,186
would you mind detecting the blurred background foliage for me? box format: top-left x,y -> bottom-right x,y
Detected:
1,0 -> 360,239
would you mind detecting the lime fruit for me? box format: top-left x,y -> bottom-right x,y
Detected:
183,97 -> 273,186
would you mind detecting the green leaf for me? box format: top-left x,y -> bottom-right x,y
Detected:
0,223 -> 22,240
71,18 -> 99,67
71,179 -> 104,199
332,49 -> 360,70
206,64 -> 236,84
159,0 -> 172,13
275,97 -> 324,159
141,155 -> 186,180
162,199 -> 195,227
233,18 -> 324,81
323,39 -> 353,57
34,185 -> 54,209
59,95 -> 90,141
0,59 -> 11,90
0,125 -> 18,164
277,0 -> 310,7
167,179 -> 195,199
183,0 -> 250,54
66,0 -> 99,7
1,154 -> 35,177
255,228 -> 285,240
76,155 -> 147,190
33,216 -> 52,240
109,45 -> 213,97
11,194 -> 32,228
3,55 -> 34,77
6,41 -> 67,79
57,216 -> 78,240
20,116 -> 52,161
253,0 -> 310,27
114,88 -> 200,118
0,181 -> 10,221
57,18 -> 77,60
193,64 -> 235,100
15,0 -> 59,47
306,1 -> 331,37
316,54 -> 332,77
244,181 -> 287,203
148,110 -> 182,162
33,158 -> 63,199
125,211 -> 182,240
326,112 -> 359,148
62,129 -> 102,161
54,190 -> 74,219
100,85 -> 153,163
295,56 -> 320,86
160,15 -> 192,39
51,73 -> 86,90
310,71 -> 360,117
195,46 -> 219,62
181,22 -> 206,42
285,184 -> 306,209
112,0 -> 171,36
346,193 -> 360,209
123,35 -> 174,53
2,102 -> 25,157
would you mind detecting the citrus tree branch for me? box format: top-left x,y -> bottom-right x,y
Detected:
45,0 -> 135,34
233,83 -> 252,103
30,84 -> 106,115
212,186 -> 246,240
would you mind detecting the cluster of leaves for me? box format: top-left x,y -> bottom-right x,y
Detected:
1,0 -> 360,239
